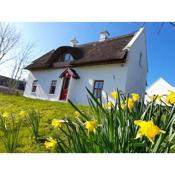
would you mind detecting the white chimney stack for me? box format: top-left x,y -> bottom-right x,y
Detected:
70,37 -> 78,47
99,31 -> 110,41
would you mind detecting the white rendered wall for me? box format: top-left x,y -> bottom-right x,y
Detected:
67,64 -> 128,104
124,28 -> 148,96
24,63 -> 128,104
24,69 -> 64,101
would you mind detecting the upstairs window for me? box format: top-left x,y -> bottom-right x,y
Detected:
64,53 -> 74,62
49,80 -> 57,94
93,80 -> 104,99
32,80 -> 38,92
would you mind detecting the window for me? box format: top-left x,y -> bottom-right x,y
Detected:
64,53 -> 74,62
32,80 -> 38,92
93,80 -> 104,99
139,52 -> 143,68
49,80 -> 57,94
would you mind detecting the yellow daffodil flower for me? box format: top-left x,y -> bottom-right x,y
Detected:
120,102 -> 126,110
134,120 -> 165,144
51,119 -> 62,128
85,120 -> 97,133
44,137 -> 57,150
2,112 -> 10,118
19,111 -> 27,118
150,95 -> 162,102
131,93 -> 140,102
166,91 -> 175,105
103,101 -> 113,110
107,101 -> 113,108
126,98 -> 135,112
74,111 -> 80,117
111,90 -> 119,100
102,104 -> 108,109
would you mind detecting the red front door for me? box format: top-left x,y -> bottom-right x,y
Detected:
59,77 -> 70,101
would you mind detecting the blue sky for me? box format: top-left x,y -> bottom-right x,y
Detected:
2,22 -> 175,86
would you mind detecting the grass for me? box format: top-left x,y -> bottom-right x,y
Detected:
0,90 -> 175,153
0,92 -> 86,153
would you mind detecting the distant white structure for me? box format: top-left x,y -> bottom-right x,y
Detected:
145,77 -> 175,101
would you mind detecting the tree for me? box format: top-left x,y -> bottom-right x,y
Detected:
9,43 -> 33,89
0,23 -> 34,90
0,23 -> 20,66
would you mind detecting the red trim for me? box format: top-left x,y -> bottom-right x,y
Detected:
59,68 -> 80,79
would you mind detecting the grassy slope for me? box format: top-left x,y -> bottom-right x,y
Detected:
0,93 -> 86,153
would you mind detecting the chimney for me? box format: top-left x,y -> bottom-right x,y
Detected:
70,37 -> 78,47
99,31 -> 110,41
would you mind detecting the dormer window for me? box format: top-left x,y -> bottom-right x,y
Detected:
64,53 -> 74,62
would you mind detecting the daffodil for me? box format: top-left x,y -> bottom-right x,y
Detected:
19,111 -> 27,118
2,112 -> 10,118
44,137 -> 57,150
85,120 -> 97,133
107,101 -> 113,108
51,119 -> 62,128
102,104 -> 108,109
131,93 -> 140,102
150,95 -> 162,102
166,91 -> 175,105
126,98 -> 135,112
111,90 -> 118,100
120,102 -> 126,110
103,101 -> 113,109
74,111 -> 80,117
134,120 -> 165,144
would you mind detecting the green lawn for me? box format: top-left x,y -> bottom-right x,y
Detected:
0,93 -> 86,153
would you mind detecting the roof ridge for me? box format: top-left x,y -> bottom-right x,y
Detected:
77,31 -> 136,47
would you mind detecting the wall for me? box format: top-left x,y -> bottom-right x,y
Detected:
24,63 -> 128,104
24,69 -> 64,101
67,64 -> 128,104
124,29 -> 148,96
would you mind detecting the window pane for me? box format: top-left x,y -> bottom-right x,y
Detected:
33,80 -> 38,86
99,82 -> 103,89
94,82 -> 99,88
52,80 -> 57,86
93,80 -> 104,99
50,86 -> 56,94
64,54 -> 69,61
32,80 -> 38,92
64,54 -> 74,61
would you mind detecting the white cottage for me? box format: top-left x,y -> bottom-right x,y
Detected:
24,27 -> 148,104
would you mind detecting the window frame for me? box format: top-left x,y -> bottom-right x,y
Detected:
31,80 -> 38,92
49,80 -> 57,94
93,80 -> 104,100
